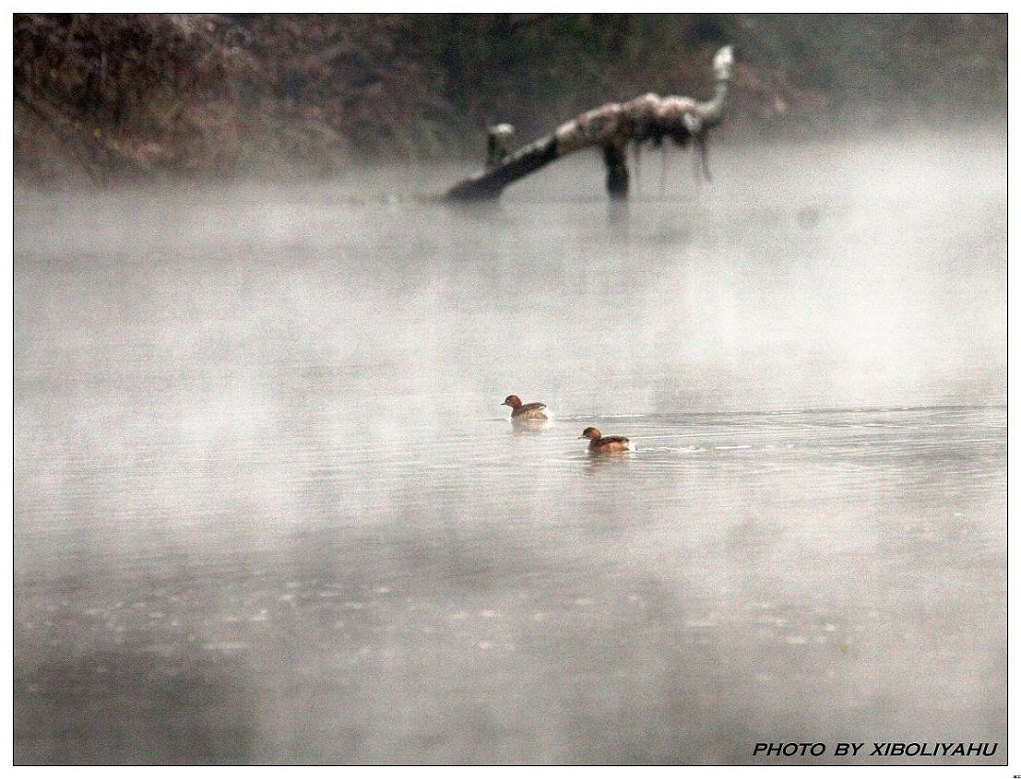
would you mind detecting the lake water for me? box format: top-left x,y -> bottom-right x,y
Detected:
14,127 -> 1006,764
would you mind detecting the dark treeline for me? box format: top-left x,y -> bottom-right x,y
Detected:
13,13 -> 1007,184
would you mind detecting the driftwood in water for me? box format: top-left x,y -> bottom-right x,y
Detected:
445,45 -> 734,201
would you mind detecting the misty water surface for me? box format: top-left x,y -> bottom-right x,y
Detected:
14,127 -> 1005,764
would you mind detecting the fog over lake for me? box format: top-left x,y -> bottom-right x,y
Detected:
14,126 -> 1005,764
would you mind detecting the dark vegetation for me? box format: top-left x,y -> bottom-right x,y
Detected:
13,13 -> 1007,184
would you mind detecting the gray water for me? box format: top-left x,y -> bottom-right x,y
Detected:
14,128 -> 1006,765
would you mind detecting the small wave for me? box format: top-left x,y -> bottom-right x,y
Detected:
553,414 -> 647,422
714,444 -> 752,450
556,414 -> 648,422
634,445 -> 703,453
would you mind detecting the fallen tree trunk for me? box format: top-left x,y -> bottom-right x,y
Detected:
445,45 -> 734,202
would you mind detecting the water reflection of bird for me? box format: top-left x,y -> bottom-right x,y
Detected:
509,419 -> 546,436
502,394 -> 549,421
579,427 -> 633,453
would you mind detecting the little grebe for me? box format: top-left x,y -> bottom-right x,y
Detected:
578,427 -> 632,453
502,394 -> 549,421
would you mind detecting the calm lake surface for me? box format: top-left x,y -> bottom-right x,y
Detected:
14,129 -> 1006,764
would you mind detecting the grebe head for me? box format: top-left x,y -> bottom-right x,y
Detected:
502,395 -> 523,409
